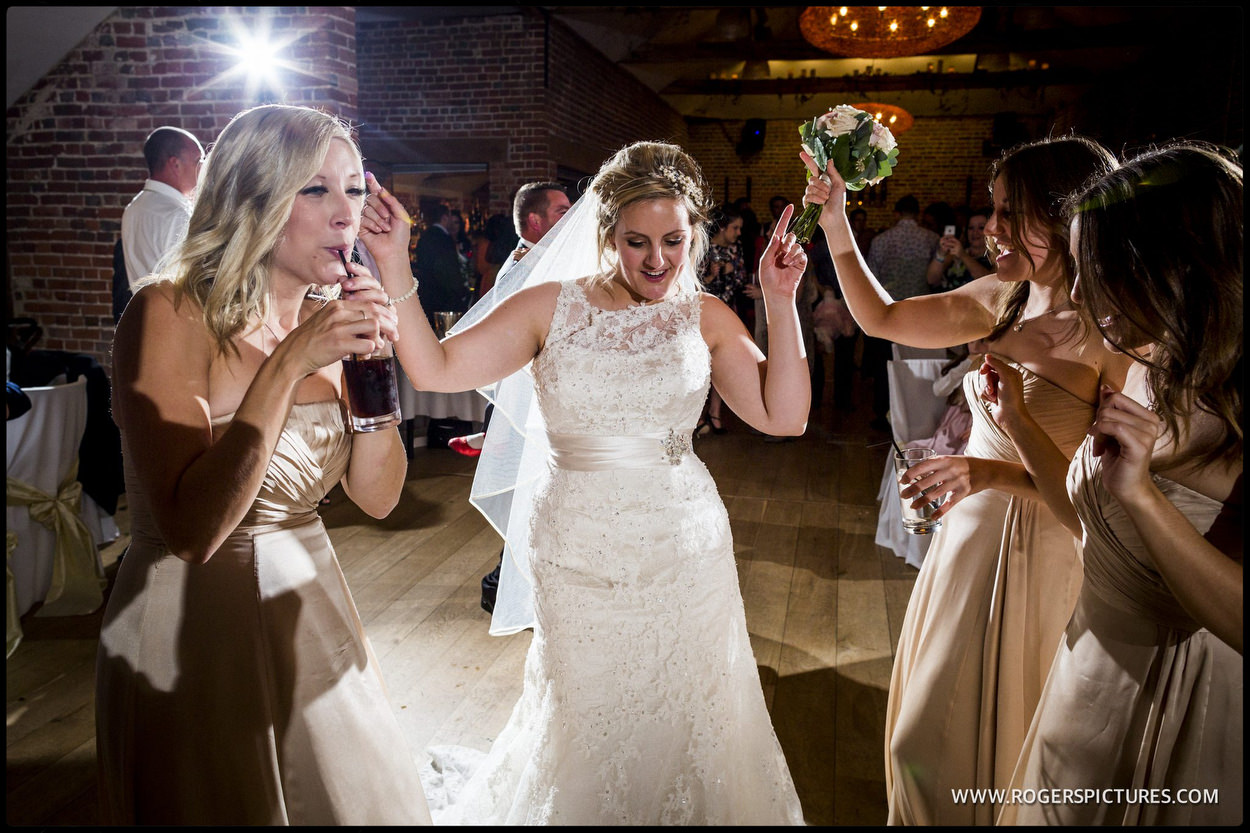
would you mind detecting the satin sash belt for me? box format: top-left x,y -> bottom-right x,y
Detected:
547,429 -> 692,471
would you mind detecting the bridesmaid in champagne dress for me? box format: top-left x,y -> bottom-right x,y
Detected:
96,105 -> 431,825
801,137 -> 1134,824
986,142 -> 1242,825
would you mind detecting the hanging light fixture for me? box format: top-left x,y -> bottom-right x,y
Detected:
851,101 -> 915,135
799,6 -> 982,59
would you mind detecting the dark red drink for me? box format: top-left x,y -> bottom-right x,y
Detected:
342,354 -> 401,432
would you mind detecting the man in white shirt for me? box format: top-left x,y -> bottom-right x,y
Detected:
503,180 -> 571,275
121,126 -> 204,291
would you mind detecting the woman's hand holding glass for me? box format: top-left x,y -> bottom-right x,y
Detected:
278,265 -> 398,375
898,452 -> 985,521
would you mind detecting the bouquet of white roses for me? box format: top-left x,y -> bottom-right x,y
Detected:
791,105 -> 900,244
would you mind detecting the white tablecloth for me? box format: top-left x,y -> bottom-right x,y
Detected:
874,358 -> 950,569
6,379 -> 110,619
396,365 -> 488,423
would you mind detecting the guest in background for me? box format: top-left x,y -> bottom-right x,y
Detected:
802,135 -> 1133,824
469,227 -> 493,296
989,141 -> 1242,825
921,200 -> 957,236
414,202 -> 468,322
809,231 -> 859,413
449,181 -> 571,463
96,103 -> 431,826
849,207 -> 876,253
698,205 -> 747,435
746,194 -> 793,355
732,195 -> 762,279
121,126 -> 203,294
449,208 -> 472,257
511,181 -> 571,263
927,208 -> 993,292
862,194 -> 940,432
478,212 -> 519,296
445,181 -> 571,615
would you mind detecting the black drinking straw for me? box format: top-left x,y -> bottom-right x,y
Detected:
338,248 -> 351,281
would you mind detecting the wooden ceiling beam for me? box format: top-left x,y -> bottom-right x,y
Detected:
661,67 -> 1097,96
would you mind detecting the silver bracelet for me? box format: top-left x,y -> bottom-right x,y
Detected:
390,275 -> 419,305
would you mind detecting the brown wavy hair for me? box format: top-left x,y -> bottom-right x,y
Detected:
985,135 -> 1118,341
1066,141 -> 1243,467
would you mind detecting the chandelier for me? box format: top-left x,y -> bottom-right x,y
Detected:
851,102 -> 914,135
799,6 -> 982,59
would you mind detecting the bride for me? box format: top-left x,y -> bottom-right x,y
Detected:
359,140 -> 808,825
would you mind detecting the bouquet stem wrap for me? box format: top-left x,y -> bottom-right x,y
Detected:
792,105 -> 900,244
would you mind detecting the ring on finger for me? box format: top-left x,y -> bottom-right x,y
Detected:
360,310 -> 368,321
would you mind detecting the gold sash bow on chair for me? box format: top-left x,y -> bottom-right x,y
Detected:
5,461 -> 106,620
6,531 -> 21,658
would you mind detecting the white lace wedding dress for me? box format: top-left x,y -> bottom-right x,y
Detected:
431,279 -> 804,825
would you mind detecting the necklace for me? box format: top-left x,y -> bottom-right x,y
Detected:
1012,300 -> 1071,332
261,318 -> 282,352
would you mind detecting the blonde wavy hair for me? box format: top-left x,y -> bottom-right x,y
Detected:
163,104 -> 360,355
586,141 -> 715,290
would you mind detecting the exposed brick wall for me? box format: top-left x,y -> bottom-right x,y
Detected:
356,11 -> 687,214
7,7 -> 1034,367
6,7 -> 357,366
546,20 -> 689,181
6,7 -> 685,366
686,115 -> 1002,234
356,12 -> 547,218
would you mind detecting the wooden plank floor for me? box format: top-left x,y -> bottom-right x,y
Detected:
6,378 -> 918,827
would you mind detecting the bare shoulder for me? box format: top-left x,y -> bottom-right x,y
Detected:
114,281 -> 207,360
959,273 -> 1010,308
112,281 -> 213,426
698,291 -> 739,325
698,291 -> 752,349
122,281 -> 200,325
500,279 -> 564,315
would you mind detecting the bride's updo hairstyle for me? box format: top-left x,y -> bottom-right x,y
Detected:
588,141 -> 715,287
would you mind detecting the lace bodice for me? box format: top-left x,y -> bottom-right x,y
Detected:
532,281 -> 710,435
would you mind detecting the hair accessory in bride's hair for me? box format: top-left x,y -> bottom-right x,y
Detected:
657,164 -> 700,199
